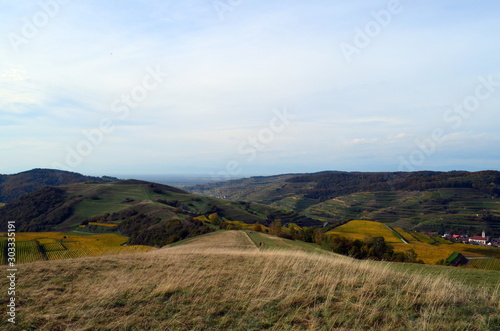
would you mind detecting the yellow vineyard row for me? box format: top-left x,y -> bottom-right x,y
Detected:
0,232 -> 156,264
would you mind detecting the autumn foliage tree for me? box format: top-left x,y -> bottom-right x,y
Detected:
269,221 -> 282,235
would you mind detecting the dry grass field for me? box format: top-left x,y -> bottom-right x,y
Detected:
1,231 -> 498,330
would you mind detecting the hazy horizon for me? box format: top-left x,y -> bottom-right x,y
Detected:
3,167 -> 498,178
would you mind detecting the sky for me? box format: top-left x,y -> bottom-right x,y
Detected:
1,0 -> 499,178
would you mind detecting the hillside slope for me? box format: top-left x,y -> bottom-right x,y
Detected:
0,168 -> 116,203
0,180 -> 323,246
187,171 -> 500,236
2,231 -> 498,330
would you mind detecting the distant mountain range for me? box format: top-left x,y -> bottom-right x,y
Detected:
0,168 -> 117,203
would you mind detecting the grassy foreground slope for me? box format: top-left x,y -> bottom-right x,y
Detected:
2,231 -> 498,330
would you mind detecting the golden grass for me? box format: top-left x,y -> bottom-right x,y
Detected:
88,222 -> 119,228
37,238 -> 58,245
287,223 -> 302,231
226,220 -> 254,229
193,215 -> 210,222
393,242 -> 455,264
328,220 -> 402,243
393,227 -> 417,242
1,231 -> 498,331
194,213 -> 222,223
388,228 -> 456,264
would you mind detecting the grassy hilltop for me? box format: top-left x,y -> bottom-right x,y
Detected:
1,231 -> 498,330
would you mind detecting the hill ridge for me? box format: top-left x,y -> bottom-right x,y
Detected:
0,168 -> 117,203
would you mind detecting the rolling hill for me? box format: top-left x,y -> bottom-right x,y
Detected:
1,230 -> 498,330
0,180 -> 323,246
0,168 -> 117,203
187,171 -> 500,237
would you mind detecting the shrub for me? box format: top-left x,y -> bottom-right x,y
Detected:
277,232 -> 294,240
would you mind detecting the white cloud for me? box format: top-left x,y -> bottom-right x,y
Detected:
0,0 -> 499,175
0,66 -> 47,114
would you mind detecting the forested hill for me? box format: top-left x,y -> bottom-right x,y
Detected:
0,168 -> 117,203
286,170 -> 500,201
188,171 -> 500,203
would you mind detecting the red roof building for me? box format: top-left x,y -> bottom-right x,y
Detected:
469,236 -> 487,245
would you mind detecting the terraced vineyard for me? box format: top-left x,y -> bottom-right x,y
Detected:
327,220 -> 500,265
327,220 -> 402,243
0,239 -> 6,264
17,240 -> 45,263
0,233 -> 156,264
189,172 -> 500,237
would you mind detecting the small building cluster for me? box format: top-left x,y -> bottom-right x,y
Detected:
442,230 -> 500,247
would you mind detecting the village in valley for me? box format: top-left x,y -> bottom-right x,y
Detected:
442,230 -> 500,247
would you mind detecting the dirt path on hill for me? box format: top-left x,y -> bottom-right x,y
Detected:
385,225 -> 409,244
172,231 -> 259,251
